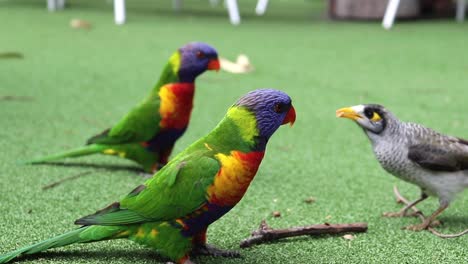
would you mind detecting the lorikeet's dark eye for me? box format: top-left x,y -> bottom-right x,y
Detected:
274,103 -> 287,113
196,51 -> 206,59
364,108 -> 374,119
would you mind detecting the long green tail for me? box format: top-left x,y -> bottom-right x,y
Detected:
21,144 -> 107,164
0,226 -> 127,264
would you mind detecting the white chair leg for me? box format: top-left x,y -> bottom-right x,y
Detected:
57,0 -> 65,9
114,0 -> 126,25
456,0 -> 466,22
382,0 -> 400,30
226,0 -> 240,25
47,0 -> 57,11
173,0 -> 183,11
255,0 -> 269,15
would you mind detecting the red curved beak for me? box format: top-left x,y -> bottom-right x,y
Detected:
208,59 -> 220,71
282,105 -> 296,126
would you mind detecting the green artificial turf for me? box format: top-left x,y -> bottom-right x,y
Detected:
1,0 -> 467,263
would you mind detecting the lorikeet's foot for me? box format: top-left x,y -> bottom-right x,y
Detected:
382,211 -> 421,218
191,244 -> 241,258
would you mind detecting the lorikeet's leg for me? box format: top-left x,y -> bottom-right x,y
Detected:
176,255 -> 196,264
383,191 -> 428,217
158,145 -> 174,170
190,229 -> 241,258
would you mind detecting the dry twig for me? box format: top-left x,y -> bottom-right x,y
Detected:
0,52 -> 23,59
392,186 -> 468,238
42,171 -> 92,190
240,220 -> 367,248
0,95 -> 34,101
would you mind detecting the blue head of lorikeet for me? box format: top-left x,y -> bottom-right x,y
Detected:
177,42 -> 220,82
234,89 -> 296,140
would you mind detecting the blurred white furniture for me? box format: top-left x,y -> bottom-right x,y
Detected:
46,0 -> 268,26
383,0 -> 467,29
47,0 -> 65,11
255,0 -> 269,15
457,0 -> 466,22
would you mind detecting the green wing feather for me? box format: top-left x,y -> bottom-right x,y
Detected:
87,99 -> 161,145
76,147 -> 220,226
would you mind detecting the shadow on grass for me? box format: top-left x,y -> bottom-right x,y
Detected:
438,215 -> 468,228
241,233 -> 352,249
28,161 -> 144,174
9,248 -> 167,263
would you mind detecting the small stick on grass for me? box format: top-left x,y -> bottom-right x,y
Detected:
392,186 -> 468,238
240,220 -> 367,248
42,171 -> 92,190
0,52 -> 24,59
0,95 -> 34,101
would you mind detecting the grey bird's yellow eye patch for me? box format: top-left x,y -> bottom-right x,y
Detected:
370,112 -> 382,122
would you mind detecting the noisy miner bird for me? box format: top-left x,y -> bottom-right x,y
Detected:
24,42 -> 220,173
336,104 -> 468,231
0,89 -> 296,264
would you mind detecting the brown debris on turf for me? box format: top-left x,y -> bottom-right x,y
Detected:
304,197 -> 316,204
42,171 -> 93,190
272,211 -> 281,218
240,220 -> 367,248
0,52 -> 23,59
70,19 -> 92,29
392,186 -> 468,238
0,95 -> 34,101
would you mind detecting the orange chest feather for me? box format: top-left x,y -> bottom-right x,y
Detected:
207,151 -> 265,206
158,83 -> 195,129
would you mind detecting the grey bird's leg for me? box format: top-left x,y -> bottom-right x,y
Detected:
406,200 -> 449,231
383,192 -> 428,217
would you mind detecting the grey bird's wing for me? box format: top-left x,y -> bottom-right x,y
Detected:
408,136 -> 468,172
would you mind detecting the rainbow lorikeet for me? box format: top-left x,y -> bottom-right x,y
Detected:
0,89 -> 296,264
24,42 -> 220,173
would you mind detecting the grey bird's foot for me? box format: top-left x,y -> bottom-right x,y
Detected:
382,211 -> 421,218
404,220 -> 441,231
405,223 -> 429,231
191,244 -> 241,258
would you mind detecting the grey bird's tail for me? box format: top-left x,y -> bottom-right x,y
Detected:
20,144 -> 107,164
0,226 -> 127,264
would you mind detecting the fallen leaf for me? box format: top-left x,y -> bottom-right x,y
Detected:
343,234 -> 355,240
220,54 -> 254,74
70,19 -> 92,29
272,211 -> 281,218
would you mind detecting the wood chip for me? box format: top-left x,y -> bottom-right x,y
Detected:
272,211 -> 281,218
342,234 -> 355,240
304,197 -> 316,204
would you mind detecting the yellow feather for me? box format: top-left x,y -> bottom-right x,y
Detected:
226,107 -> 258,145
169,52 -> 181,74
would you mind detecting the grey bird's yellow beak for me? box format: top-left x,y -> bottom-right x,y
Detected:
336,107 -> 362,121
